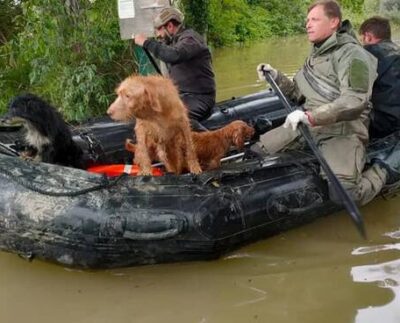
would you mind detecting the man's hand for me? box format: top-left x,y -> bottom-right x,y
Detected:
283,110 -> 312,131
256,63 -> 278,82
133,33 -> 147,47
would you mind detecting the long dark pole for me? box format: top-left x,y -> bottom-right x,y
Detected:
263,70 -> 366,239
143,47 -> 162,75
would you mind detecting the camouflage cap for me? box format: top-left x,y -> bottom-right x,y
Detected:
153,7 -> 184,29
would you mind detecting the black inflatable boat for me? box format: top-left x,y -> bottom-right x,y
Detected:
0,90 -> 397,269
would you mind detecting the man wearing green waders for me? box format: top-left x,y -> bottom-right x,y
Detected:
254,0 -> 400,205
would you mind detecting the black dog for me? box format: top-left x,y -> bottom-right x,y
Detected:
5,93 -> 84,168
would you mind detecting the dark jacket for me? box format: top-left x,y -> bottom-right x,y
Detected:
364,40 -> 400,138
143,27 -> 216,96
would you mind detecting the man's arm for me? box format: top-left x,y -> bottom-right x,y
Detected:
307,46 -> 377,126
257,64 -> 304,104
276,71 -> 305,104
140,34 -> 206,64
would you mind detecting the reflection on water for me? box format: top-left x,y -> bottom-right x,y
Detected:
1,33 -> 400,323
351,227 -> 400,322
384,229 -> 400,240
352,242 -> 400,255
352,259 -> 400,322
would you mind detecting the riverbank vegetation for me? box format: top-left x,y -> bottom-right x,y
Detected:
0,0 -> 136,120
0,0 -> 398,119
182,0 -> 396,46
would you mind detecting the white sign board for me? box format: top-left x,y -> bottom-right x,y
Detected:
117,0 -> 171,40
118,0 -> 135,19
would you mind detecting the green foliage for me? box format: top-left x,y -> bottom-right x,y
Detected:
1,0 -> 396,122
0,0 -> 137,121
380,0 -> 400,23
180,0 -> 397,47
259,0 -> 308,36
382,0 -> 400,11
207,0 -> 257,46
340,0 -> 365,13
0,0 -> 22,45
339,0 -> 399,30
363,0 -> 380,13
179,0 -> 210,35
180,0 -> 308,47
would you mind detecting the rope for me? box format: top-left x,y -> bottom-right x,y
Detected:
0,143 -> 20,157
0,166 -> 128,197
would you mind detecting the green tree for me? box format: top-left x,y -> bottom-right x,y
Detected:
383,0 -> 400,10
179,0 -> 210,36
340,0 -> 365,13
380,0 -> 400,23
0,0 -> 137,120
0,0 -> 22,45
207,0 -> 307,46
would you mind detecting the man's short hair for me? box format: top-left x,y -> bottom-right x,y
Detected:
359,16 -> 391,40
308,0 -> 342,23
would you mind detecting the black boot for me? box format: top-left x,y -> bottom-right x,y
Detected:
243,143 -> 268,160
373,142 -> 400,184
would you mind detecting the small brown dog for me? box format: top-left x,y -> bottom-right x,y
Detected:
125,120 -> 255,171
107,75 -> 201,175
192,120 -> 255,170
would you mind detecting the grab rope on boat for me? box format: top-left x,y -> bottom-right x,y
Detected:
0,142 -> 20,157
0,166 -> 128,197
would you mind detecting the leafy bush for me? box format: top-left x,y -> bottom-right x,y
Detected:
181,0 -> 308,47
380,0 -> 400,23
1,0 -> 397,121
0,0 -> 22,45
0,0 -> 137,121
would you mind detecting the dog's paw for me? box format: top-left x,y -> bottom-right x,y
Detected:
20,150 -> 36,161
138,167 -> 152,176
189,164 -> 202,174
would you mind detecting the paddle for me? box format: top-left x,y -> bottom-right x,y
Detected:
262,69 -> 366,239
143,47 -> 162,75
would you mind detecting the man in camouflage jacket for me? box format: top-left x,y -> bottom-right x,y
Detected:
255,0 -> 392,206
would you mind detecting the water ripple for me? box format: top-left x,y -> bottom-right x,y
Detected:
384,229 -> 400,240
352,243 -> 400,255
352,259 -> 400,323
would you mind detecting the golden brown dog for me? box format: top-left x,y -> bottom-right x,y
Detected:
192,120 -> 255,170
125,120 -> 255,171
107,75 -> 201,175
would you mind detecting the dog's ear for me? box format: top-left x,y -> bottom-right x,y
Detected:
143,88 -> 162,113
247,126 -> 256,139
233,128 -> 246,150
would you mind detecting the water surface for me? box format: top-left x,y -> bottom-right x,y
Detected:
213,34 -> 309,101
